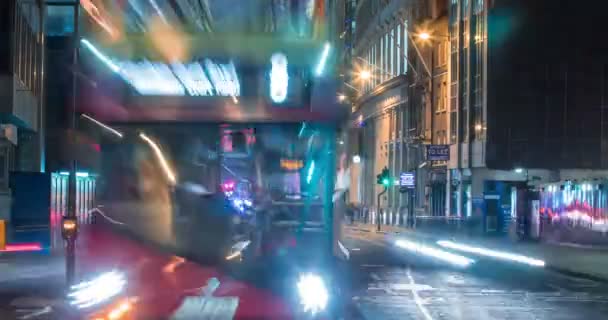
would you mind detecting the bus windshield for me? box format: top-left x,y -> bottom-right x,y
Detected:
96,122 -> 339,261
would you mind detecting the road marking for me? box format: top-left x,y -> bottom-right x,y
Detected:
362,264 -> 385,268
390,283 -> 435,291
17,306 -> 52,319
547,283 -> 566,292
338,240 -> 350,260
370,273 -> 381,281
407,267 -> 434,320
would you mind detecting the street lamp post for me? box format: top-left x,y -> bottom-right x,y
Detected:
64,1 -> 81,287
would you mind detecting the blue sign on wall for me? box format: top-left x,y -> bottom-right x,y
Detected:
400,172 -> 415,188
426,145 -> 450,161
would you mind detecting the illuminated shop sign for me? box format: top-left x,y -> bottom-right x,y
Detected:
117,59 -> 240,97
81,39 -> 306,104
280,159 -> 304,171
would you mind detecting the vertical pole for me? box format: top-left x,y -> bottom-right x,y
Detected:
377,187 -> 387,231
408,189 -> 415,227
377,191 -> 381,231
66,1 -> 80,287
324,127 -> 337,257
601,64 -> 606,167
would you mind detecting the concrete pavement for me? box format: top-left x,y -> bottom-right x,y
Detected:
344,227 -> 608,320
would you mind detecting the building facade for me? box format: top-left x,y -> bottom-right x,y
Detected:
348,0 -> 447,225
0,0 -> 45,216
448,0 -> 608,241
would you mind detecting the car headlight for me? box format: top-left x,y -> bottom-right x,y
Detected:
296,273 -> 329,315
68,271 -> 127,309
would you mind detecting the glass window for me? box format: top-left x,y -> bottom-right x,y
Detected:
385,32 -> 390,79
402,22 -> 408,74
380,36 -> 384,83
397,24 -> 401,74
390,28 -> 395,77
371,43 -> 375,87
367,48 -> 372,92
46,5 -> 74,36
450,111 -> 457,143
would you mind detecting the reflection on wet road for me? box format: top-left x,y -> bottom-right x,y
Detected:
345,228 -> 608,320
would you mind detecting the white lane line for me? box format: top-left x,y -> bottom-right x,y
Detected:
406,268 -> 434,320
362,264 -> 385,268
17,306 -> 53,319
338,241 -> 350,260
370,273 -> 381,281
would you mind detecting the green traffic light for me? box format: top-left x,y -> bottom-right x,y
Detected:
382,178 -> 389,186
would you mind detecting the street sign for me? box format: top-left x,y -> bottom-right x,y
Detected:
426,145 -> 450,161
400,172 -> 415,188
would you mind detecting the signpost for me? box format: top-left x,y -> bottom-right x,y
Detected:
399,172 -> 416,228
400,172 -> 415,189
426,145 -> 450,161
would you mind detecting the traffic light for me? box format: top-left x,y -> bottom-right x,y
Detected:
376,167 -> 390,187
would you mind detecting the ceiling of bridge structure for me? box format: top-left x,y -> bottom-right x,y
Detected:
81,0 -> 320,39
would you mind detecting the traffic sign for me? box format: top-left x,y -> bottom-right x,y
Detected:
400,172 -> 415,188
426,145 -> 450,161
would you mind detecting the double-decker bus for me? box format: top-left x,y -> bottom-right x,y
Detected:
64,1 -> 351,319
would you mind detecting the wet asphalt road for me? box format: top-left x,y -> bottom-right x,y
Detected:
344,228 -> 608,320
2,230 -> 608,319
0,253 -> 66,320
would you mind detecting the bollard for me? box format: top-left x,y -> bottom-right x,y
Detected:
0,219 -> 5,250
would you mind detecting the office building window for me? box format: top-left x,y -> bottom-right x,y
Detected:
46,5 -> 74,36
380,36 -> 384,83
436,80 -> 448,113
473,3 -> 485,140
402,22 -> 408,74
390,28 -> 395,77
14,1 -> 42,95
450,111 -> 457,143
437,41 -> 448,67
396,24 -> 401,74
385,32 -> 390,80
373,42 -> 377,87
366,46 -> 370,92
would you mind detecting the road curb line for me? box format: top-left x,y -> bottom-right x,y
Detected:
547,265 -> 608,284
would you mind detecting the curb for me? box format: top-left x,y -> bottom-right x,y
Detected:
547,265 -> 608,284
352,225 -> 608,283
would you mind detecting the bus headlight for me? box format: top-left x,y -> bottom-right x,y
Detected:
296,273 -> 329,315
68,271 -> 127,309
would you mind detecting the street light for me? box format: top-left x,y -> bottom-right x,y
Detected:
418,32 -> 431,40
358,70 -> 371,80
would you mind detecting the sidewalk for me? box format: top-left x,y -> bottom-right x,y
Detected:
346,222 -> 608,281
